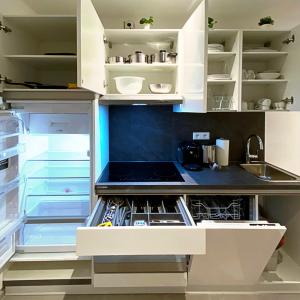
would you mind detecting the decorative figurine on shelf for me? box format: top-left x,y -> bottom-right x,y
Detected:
258,16 -> 275,29
139,16 -> 154,29
208,17 -> 217,29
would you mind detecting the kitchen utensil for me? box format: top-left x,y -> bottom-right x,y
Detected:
114,76 -> 145,94
129,51 -> 146,63
208,43 -> 224,52
159,50 -> 167,63
244,47 -> 278,52
149,83 -> 172,94
242,69 -> 248,80
108,56 -> 125,64
167,52 -> 178,64
255,98 -> 272,110
150,53 -> 160,63
216,138 -> 230,167
177,142 -> 202,171
247,70 -> 256,80
256,72 -> 281,80
273,101 -> 286,110
208,74 -> 231,80
202,145 -> 216,165
212,96 -> 232,111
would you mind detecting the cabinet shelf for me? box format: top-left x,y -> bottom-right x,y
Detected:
207,80 -> 236,85
208,52 -> 236,62
243,80 -> 288,85
4,55 -> 77,68
243,52 -> 288,61
105,63 -> 178,72
2,15 -> 76,41
100,94 -> 183,105
104,29 -> 179,43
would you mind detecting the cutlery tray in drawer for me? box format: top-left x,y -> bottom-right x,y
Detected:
91,196 -> 194,227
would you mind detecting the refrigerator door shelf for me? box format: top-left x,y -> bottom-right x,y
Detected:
17,222 -> 85,253
25,178 -> 90,196
23,160 -> 90,179
0,144 -> 24,161
25,195 -> 90,218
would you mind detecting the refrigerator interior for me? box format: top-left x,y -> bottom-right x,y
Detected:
15,111 -> 91,252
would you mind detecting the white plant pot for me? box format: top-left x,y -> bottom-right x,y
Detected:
143,24 -> 151,30
260,24 -> 273,29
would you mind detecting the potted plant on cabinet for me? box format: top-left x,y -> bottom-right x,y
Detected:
258,16 -> 274,29
140,16 -> 154,29
208,17 -> 217,29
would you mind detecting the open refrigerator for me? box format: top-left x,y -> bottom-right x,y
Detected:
0,102 -> 95,260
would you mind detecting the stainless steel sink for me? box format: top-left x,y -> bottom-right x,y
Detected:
240,163 -> 300,182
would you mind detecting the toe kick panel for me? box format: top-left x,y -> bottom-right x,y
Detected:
77,196 -> 205,256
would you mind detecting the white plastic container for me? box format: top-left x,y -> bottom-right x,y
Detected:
114,77 -> 145,95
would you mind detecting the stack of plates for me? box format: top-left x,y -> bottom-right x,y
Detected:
208,74 -> 232,80
244,47 -> 278,52
208,43 -> 225,52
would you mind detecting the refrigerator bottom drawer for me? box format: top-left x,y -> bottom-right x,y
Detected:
93,272 -> 187,288
93,255 -> 187,273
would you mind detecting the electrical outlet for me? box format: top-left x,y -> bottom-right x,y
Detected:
193,132 -> 210,140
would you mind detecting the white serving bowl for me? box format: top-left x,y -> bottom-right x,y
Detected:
114,76 -> 145,94
149,83 -> 172,94
256,72 -> 281,80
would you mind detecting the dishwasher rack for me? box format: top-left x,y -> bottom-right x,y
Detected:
95,196 -> 192,227
189,196 -> 250,221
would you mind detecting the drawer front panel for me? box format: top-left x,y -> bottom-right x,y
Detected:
77,196 -> 205,256
93,272 -> 187,288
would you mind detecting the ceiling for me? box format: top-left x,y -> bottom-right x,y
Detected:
208,0 -> 300,29
22,0 -> 202,28
22,0 -> 300,29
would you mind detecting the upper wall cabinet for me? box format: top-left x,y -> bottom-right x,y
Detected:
241,29 -> 297,112
77,0 -> 106,95
173,0 -> 208,113
0,0 -> 208,107
0,0 -> 102,99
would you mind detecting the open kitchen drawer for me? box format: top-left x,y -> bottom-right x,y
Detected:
76,196 -> 205,256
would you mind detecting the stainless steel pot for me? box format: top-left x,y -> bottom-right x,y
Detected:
202,145 -> 216,164
129,51 -> 147,63
108,56 -> 125,64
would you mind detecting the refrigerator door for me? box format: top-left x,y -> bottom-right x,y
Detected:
187,221 -> 286,288
0,114 -> 23,267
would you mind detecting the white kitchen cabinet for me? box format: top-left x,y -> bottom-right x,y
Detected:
241,29 -> 297,111
206,29 -> 241,112
0,0 -> 208,107
173,0 -> 208,113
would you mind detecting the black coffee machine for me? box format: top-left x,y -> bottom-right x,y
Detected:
177,141 -> 202,171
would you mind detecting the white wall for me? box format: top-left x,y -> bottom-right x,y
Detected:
0,0 -> 36,14
265,112 -> 300,176
208,0 -> 300,30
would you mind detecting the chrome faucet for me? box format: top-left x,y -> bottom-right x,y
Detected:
246,135 -> 264,164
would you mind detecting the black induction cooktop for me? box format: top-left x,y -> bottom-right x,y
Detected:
98,162 -> 185,182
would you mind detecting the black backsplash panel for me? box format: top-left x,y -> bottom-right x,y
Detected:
109,106 -> 265,163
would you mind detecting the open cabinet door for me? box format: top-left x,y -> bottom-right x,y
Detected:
187,222 -> 286,288
77,0 -> 106,95
280,25 -> 300,111
174,0 -> 207,113
0,113 -> 24,268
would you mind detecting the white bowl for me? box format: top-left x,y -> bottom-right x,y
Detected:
149,83 -> 172,94
114,76 -> 145,94
256,73 -> 281,80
